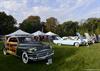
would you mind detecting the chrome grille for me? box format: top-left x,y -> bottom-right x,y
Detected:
37,49 -> 52,57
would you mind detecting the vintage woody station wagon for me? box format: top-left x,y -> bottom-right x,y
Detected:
3,35 -> 54,64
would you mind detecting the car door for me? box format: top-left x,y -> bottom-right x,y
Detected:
7,37 -> 18,55
62,39 -> 74,45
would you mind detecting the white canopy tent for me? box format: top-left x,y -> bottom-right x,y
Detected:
45,32 -> 57,36
45,32 -> 58,41
31,31 -> 45,36
6,29 -> 30,37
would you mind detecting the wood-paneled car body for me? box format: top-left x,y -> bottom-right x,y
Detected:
3,36 -> 54,64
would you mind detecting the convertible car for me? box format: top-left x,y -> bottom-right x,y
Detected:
53,36 -> 88,47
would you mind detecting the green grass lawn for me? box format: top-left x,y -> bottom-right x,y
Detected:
0,41 -> 100,71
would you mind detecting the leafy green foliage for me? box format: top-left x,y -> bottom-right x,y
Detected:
62,21 -> 78,36
20,16 -> 42,33
56,24 -> 64,37
78,18 -> 100,35
0,12 -> 17,35
0,12 -> 100,36
45,17 -> 58,33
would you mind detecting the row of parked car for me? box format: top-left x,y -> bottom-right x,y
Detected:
1,32 -> 100,64
53,33 -> 100,47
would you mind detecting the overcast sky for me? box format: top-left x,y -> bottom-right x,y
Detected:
0,0 -> 100,23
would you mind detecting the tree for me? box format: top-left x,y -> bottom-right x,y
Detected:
86,18 -> 98,33
20,16 -> 42,33
95,28 -> 100,34
0,12 -> 17,35
41,22 -> 47,33
62,21 -> 78,36
56,24 -> 64,37
45,17 -> 58,33
78,18 -> 100,34
95,23 -> 100,34
78,23 -> 88,35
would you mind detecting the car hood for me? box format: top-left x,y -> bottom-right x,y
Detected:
19,43 -> 51,50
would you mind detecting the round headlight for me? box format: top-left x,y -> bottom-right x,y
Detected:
28,48 -> 37,53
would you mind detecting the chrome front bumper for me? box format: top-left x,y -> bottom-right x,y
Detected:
29,53 -> 54,60
28,49 -> 54,60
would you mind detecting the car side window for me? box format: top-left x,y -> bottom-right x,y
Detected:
8,38 -> 18,49
9,38 -> 18,42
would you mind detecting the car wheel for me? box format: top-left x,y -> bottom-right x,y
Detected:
46,58 -> 53,65
22,52 -> 29,64
92,40 -> 95,44
86,43 -> 89,47
3,48 -> 8,55
74,42 -> 79,47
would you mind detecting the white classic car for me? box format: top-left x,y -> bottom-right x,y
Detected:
53,36 -> 88,47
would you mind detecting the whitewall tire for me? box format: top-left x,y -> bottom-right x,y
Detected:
22,52 -> 29,64
46,58 -> 53,65
3,48 -> 7,55
74,42 -> 79,47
